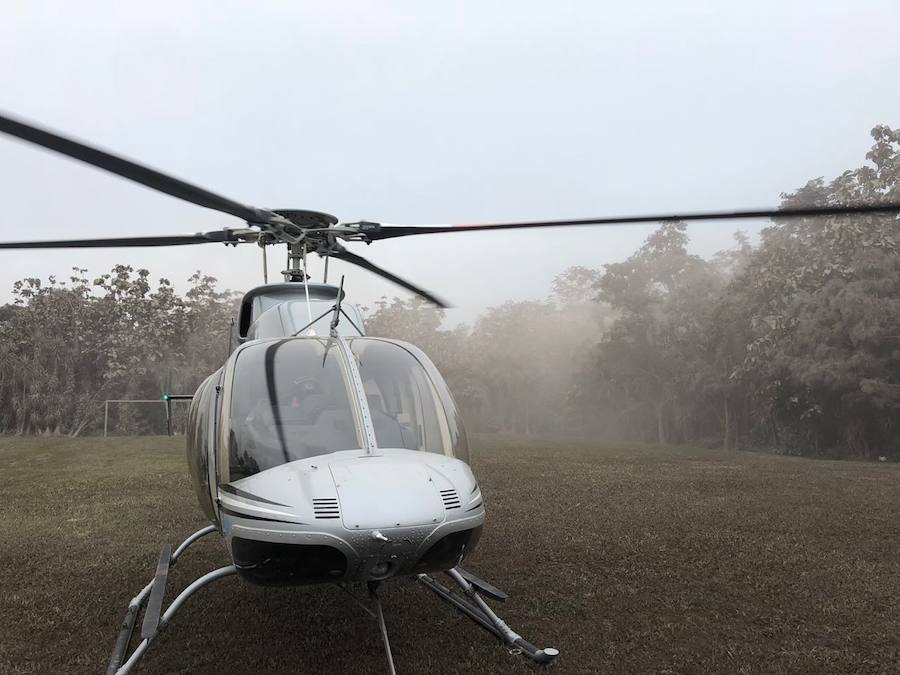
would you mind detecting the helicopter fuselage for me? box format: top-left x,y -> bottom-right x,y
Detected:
185,284 -> 484,586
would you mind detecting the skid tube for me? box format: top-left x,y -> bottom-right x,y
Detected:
418,567 -> 559,665
106,525 -> 232,675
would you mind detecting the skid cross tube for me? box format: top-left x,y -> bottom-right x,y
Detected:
418,567 -> 559,665
171,525 -> 216,564
115,566 -> 237,675
106,526 -> 220,675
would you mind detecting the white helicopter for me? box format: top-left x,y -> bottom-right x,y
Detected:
1,112 -> 897,675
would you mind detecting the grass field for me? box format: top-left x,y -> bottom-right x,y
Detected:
1,435 -> 899,674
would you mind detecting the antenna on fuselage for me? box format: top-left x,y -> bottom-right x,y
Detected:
330,275 -> 345,338
301,243 -> 315,334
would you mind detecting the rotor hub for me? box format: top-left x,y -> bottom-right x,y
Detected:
273,209 -> 339,229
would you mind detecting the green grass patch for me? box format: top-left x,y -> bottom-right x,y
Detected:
1,435 -> 899,673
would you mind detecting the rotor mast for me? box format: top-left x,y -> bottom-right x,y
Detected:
283,242 -> 307,282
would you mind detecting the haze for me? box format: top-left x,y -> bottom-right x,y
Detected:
1,1 -> 897,323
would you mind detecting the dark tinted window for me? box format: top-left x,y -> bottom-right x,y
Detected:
228,339 -> 361,481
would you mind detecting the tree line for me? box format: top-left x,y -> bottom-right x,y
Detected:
0,269 -> 236,435
369,125 -> 900,460
0,125 -> 896,458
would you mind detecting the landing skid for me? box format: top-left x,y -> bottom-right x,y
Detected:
106,525 -> 234,675
341,567 -> 557,673
107,530 -> 557,674
418,567 -> 560,665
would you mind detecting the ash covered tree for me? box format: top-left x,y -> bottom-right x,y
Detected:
731,125 -> 900,457
0,266 -> 237,435
571,223 -> 727,443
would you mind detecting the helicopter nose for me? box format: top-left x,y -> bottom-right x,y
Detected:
325,452 -> 482,580
331,459 -> 445,530
221,449 -> 483,585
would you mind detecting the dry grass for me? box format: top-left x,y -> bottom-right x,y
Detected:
1,434 -> 899,674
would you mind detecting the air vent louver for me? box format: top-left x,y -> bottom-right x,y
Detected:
440,489 -> 461,510
313,498 -> 340,519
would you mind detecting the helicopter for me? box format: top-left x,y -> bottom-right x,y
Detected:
1,112 -> 898,675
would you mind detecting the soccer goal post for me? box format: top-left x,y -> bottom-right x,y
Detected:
103,397 -> 193,437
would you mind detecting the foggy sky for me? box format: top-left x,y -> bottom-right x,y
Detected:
1,1 -> 898,324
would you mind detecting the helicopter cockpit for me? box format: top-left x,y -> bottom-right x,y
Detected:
226,337 -> 469,482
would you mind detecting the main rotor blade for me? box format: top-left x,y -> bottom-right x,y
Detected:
364,202 -> 900,241
330,249 -> 449,308
0,231 -> 237,249
0,112 -> 271,224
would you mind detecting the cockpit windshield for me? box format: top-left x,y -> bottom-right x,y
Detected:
349,338 -> 451,456
226,337 -> 469,482
228,338 -> 361,481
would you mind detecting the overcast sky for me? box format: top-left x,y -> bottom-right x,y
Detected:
1,1 -> 898,324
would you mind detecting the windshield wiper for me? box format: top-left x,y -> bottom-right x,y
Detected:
329,276 -> 345,338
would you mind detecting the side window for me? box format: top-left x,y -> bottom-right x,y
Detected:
260,309 -> 285,336
248,307 -> 286,341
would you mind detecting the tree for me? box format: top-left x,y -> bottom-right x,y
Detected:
578,223 -> 726,444
0,266 -> 237,435
730,125 -> 900,457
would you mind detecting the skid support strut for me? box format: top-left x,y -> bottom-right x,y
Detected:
418,567 -> 559,665
106,526 -> 227,675
369,582 -> 397,675
339,581 -> 398,674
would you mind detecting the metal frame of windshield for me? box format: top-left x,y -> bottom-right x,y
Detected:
336,336 -> 378,453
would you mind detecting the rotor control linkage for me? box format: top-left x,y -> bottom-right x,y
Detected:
417,567 -> 559,666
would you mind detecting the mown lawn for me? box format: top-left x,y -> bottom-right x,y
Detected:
1,435 -> 899,674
